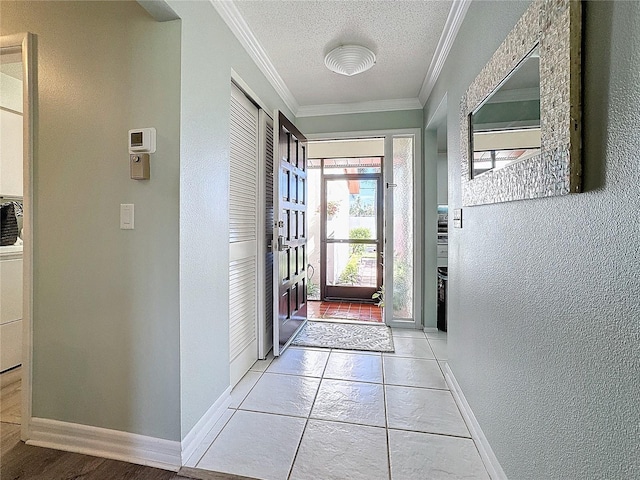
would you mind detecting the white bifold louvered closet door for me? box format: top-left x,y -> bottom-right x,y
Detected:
229,83 -> 259,386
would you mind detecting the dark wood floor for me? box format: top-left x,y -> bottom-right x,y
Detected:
0,367 -> 21,425
0,367 -> 249,480
1,425 -> 184,479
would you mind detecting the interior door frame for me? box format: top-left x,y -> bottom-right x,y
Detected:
383,131 -> 422,328
320,171 -> 383,301
1,32 -> 35,441
307,129 -> 423,328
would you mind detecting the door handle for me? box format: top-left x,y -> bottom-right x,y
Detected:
277,235 -> 290,251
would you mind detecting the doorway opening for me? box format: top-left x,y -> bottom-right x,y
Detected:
307,139 -> 385,324
306,132 -> 422,329
307,138 -> 384,323
322,164 -> 382,302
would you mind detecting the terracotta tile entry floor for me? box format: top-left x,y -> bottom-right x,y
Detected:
307,300 -> 383,323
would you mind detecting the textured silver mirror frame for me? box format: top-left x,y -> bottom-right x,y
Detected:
461,0 -> 582,206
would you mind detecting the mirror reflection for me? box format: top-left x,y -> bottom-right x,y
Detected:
471,46 -> 540,178
0,47 -> 25,247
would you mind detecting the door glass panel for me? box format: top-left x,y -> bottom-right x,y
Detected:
307,161 -> 321,300
325,179 -> 377,240
392,136 -> 414,319
323,157 -> 381,175
292,173 -> 298,203
326,243 -> 378,287
282,170 -> 290,200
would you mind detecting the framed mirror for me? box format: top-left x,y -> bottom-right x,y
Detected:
461,0 -> 582,206
0,31 -> 35,439
470,45 -> 540,179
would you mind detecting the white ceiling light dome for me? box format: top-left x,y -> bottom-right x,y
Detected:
324,45 -> 376,76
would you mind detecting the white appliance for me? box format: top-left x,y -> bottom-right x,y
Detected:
0,245 -> 23,372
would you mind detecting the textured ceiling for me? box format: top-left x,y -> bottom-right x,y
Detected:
234,0 -> 453,107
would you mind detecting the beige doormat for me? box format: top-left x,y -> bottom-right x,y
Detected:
292,321 -> 394,352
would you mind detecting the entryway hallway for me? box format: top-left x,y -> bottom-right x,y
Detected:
182,329 -> 488,480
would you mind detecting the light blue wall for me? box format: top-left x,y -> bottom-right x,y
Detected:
422,129 -> 438,328
1,1 -> 182,440
425,1 -> 640,478
437,154 -> 448,205
166,0 -> 294,439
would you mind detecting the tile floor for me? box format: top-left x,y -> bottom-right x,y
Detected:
307,300 -> 383,323
186,328 -> 490,480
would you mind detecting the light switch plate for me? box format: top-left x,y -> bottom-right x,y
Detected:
453,208 -> 462,229
120,204 -> 134,230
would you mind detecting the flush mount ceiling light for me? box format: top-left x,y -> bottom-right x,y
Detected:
324,45 -> 376,76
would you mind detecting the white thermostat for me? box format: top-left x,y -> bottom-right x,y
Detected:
128,127 -> 156,154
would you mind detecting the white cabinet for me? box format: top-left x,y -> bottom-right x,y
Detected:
0,248 -> 22,371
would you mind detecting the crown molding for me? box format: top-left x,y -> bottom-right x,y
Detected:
296,98 -> 423,118
419,0 -> 472,106
210,0 -> 299,115
213,0 -> 469,117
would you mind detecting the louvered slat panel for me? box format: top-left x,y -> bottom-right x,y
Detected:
229,233 -> 256,243
229,257 -> 257,361
230,137 -> 258,156
229,273 -> 256,293
230,214 -> 256,243
228,195 -> 257,207
229,279 -> 255,295
265,120 -> 274,333
230,92 -> 258,245
230,173 -> 256,186
230,108 -> 257,133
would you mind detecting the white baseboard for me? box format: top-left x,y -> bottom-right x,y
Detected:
443,364 -> 508,480
27,418 -> 181,471
181,387 -> 232,465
